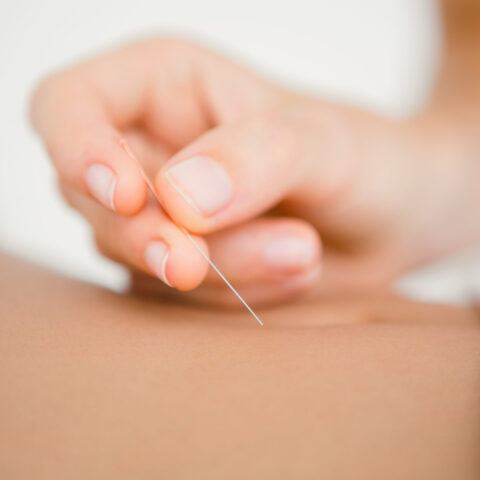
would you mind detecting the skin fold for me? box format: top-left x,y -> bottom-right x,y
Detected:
1,254 -> 479,479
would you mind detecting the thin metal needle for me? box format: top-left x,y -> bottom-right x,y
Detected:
180,227 -> 263,326
120,139 -> 263,327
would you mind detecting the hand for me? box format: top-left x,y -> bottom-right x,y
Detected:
30,38 -> 475,306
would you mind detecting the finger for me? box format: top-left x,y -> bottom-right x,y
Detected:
204,217 -> 321,285
62,185 -> 209,290
128,217 -> 321,306
30,39 -> 279,215
30,63 -> 150,214
121,128 -> 173,182
155,110 -> 312,233
29,39 -> 205,215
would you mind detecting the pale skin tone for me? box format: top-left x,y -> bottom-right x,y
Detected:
29,0 -> 480,307
0,253 -> 479,479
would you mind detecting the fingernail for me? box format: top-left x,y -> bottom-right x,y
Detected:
85,164 -> 117,211
165,156 -> 233,216
144,241 -> 172,287
263,235 -> 316,273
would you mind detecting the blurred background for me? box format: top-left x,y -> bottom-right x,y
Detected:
1,0 -> 478,302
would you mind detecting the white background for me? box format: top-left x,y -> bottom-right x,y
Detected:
0,0 -> 478,301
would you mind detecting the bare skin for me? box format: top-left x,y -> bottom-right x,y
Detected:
29,0 -> 480,307
0,253 -> 479,479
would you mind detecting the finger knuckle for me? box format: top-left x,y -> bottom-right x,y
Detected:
57,179 -> 76,208
93,233 -> 112,258
29,74 -> 58,128
245,113 -> 296,161
152,36 -> 200,56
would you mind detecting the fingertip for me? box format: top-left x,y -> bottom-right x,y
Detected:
254,218 -> 322,276
85,162 -> 147,215
154,167 -> 209,233
166,235 -> 210,290
80,131 -> 148,215
155,152 -> 238,234
113,169 -> 148,216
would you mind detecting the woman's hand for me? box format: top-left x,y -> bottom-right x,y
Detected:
30,37 -> 478,306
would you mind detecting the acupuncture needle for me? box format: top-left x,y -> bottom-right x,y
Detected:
119,139 -> 263,327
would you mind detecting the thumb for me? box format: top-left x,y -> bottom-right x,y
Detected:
155,113 -> 310,233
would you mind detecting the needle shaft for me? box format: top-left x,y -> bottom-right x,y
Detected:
119,139 -> 263,326
181,228 -> 263,326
